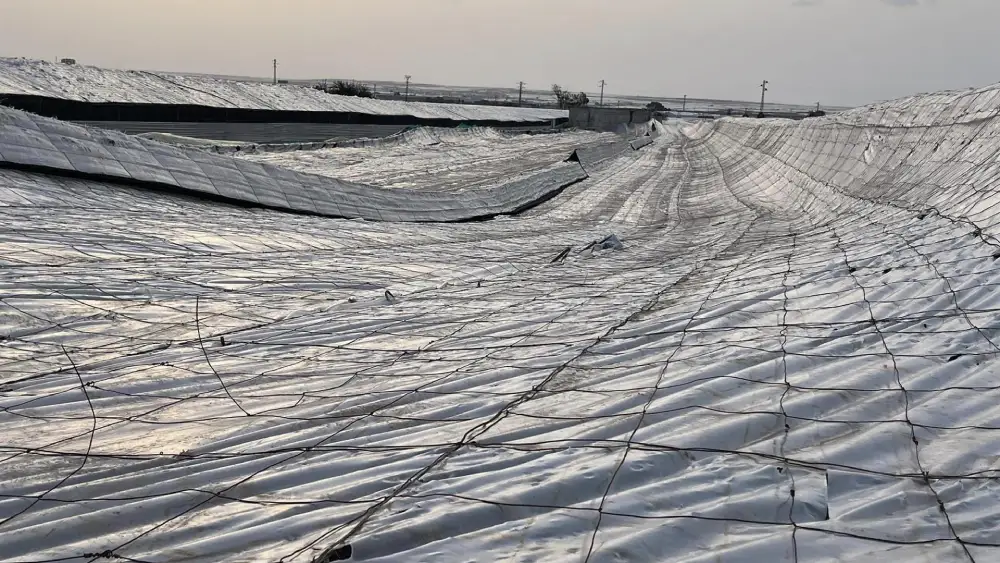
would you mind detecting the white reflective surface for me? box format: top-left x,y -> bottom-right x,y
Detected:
2,82 -> 1000,562
0,108 -> 591,222
0,58 -> 568,123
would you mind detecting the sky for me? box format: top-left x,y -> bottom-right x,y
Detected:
0,0 -> 996,108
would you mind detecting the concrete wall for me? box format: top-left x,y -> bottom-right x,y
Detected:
568,107 -> 652,132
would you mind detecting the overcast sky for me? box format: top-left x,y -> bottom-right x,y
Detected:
0,0 -> 995,107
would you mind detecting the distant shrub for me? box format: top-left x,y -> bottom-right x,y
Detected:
646,101 -> 667,112
315,80 -> 374,98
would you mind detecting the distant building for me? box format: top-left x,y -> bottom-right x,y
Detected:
60,58 -> 76,65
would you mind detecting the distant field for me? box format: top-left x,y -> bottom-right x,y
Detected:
0,58 -> 845,116
170,70 -> 849,113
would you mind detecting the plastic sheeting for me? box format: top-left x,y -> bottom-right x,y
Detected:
0,58 -> 567,123
84,122 -> 412,144
4,81 -> 1000,562
235,127 -> 617,192
629,135 -> 654,150
570,140 -> 634,170
0,107 -> 587,221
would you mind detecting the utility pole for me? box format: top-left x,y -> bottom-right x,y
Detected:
682,94 -> 687,112
518,81 -> 526,107
759,80 -> 768,116
273,59 -> 278,85
404,75 -> 411,102
599,79 -> 606,107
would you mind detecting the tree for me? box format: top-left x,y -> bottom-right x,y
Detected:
552,84 -> 590,109
646,101 -> 667,112
552,84 -> 565,106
